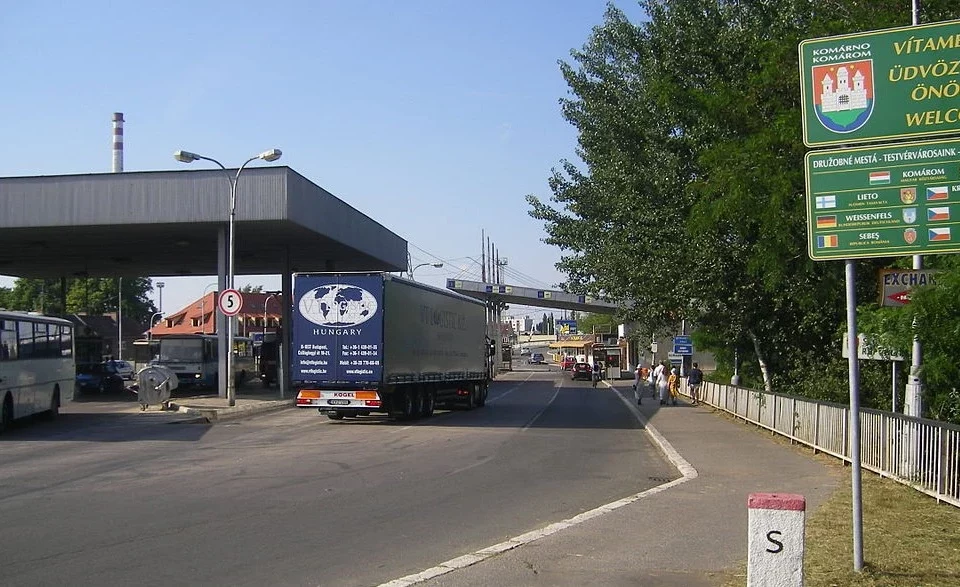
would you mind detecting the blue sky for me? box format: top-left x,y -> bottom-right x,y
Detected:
0,0 -> 643,319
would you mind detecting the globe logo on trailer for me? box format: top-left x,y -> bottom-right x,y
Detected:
299,284 -> 379,327
812,60 -> 875,133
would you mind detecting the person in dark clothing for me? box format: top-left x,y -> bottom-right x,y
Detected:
688,362 -> 704,405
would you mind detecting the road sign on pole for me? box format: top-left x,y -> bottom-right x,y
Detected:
217,289 -> 243,317
879,269 -> 939,307
805,138 -> 960,260
799,20 -> 960,147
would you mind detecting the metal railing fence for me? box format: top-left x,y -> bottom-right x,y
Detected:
687,379 -> 960,508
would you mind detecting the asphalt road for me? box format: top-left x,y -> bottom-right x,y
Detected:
0,367 -> 676,587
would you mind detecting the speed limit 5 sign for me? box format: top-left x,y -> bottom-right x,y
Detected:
217,289 -> 244,316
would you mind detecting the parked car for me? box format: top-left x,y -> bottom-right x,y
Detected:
104,359 -> 135,380
520,348 -> 531,356
560,356 -> 575,370
528,352 -> 545,364
571,362 -> 593,381
76,362 -> 126,394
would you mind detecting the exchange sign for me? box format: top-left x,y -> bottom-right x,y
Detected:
799,19 -> 960,147
805,138 -> 960,260
878,269 -> 939,307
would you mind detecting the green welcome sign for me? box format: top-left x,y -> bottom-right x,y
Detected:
800,20 -> 960,148
805,139 -> 960,260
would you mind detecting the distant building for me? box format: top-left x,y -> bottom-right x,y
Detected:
148,292 -> 283,338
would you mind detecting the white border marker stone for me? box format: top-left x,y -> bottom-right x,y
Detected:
747,492 -> 805,587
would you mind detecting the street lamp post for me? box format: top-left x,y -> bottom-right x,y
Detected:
199,282 -> 218,334
263,293 -> 279,340
148,312 -> 163,341
174,148 -> 282,406
156,281 -> 165,312
411,262 -> 443,280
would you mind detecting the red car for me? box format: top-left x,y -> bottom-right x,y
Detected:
560,356 -> 575,370
571,362 -> 593,381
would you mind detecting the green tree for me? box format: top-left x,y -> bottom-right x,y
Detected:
575,312 -> 616,336
0,277 -> 157,326
240,284 -> 264,293
528,0 -> 960,414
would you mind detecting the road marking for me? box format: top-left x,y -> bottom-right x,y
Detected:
520,385 -> 561,431
375,382 -> 699,587
485,372 -> 535,404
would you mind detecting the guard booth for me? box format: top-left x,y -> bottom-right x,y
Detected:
595,343 -> 627,379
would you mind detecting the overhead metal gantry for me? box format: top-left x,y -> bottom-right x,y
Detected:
445,279 -> 621,314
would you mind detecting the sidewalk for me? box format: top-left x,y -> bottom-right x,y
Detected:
164,384 -> 295,422
399,380 -> 842,587
66,383 -> 295,423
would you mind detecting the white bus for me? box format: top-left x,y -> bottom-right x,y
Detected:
0,311 -> 75,433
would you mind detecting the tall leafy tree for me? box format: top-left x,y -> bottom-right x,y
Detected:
529,0 -> 960,413
0,277 -> 157,326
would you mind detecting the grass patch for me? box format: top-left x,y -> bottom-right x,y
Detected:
804,470 -> 960,586
723,467 -> 960,586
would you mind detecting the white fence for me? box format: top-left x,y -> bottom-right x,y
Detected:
690,380 -> 960,508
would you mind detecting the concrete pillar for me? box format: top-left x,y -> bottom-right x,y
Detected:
747,492 -> 805,587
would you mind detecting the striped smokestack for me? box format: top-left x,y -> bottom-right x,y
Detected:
112,112 -> 124,172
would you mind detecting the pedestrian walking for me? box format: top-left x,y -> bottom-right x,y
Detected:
656,362 -> 670,405
688,362 -> 704,405
668,367 -> 680,406
592,360 -> 603,388
633,364 -> 642,404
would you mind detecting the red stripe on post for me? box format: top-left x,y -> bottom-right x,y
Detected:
748,492 -> 805,511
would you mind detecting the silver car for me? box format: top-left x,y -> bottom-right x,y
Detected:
104,359 -> 135,380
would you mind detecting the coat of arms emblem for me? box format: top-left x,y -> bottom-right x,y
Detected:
902,208 -> 917,224
812,60 -> 875,133
901,188 -> 917,204
904,228 -> 918,244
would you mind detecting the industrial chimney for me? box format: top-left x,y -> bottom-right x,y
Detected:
112,112 -> 124,172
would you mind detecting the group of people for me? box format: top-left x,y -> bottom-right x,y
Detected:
632,360 -> 703,406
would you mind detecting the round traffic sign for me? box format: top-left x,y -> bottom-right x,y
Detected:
217,289 -> 244,316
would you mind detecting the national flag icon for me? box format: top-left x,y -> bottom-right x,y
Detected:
815,195 -> 837,209
816,234 -> 839,248
816,215 -> 837,229
927,207 -> 950,222
929,227 -> 951,242
869,171 -> 891,185
926,186 -> 949,201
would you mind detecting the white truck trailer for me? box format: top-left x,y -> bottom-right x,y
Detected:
293,272 -> 493,420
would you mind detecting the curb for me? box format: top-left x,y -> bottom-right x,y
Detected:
168,399 -> 295,423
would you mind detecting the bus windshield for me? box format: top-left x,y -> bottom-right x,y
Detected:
158,338 -> 204,362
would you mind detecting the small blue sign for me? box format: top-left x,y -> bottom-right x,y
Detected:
673,335 -> 692,346
673,343 -> 693,355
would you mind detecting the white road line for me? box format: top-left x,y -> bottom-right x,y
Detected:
485,372 -> 536,404
375,381 -> 698,587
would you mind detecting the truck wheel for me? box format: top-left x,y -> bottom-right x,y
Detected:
422,390 -> 435,418
463,384 -> 476,410
477,383 -> 487,408
327,412 -> 345,420
409,388 -> 423,419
